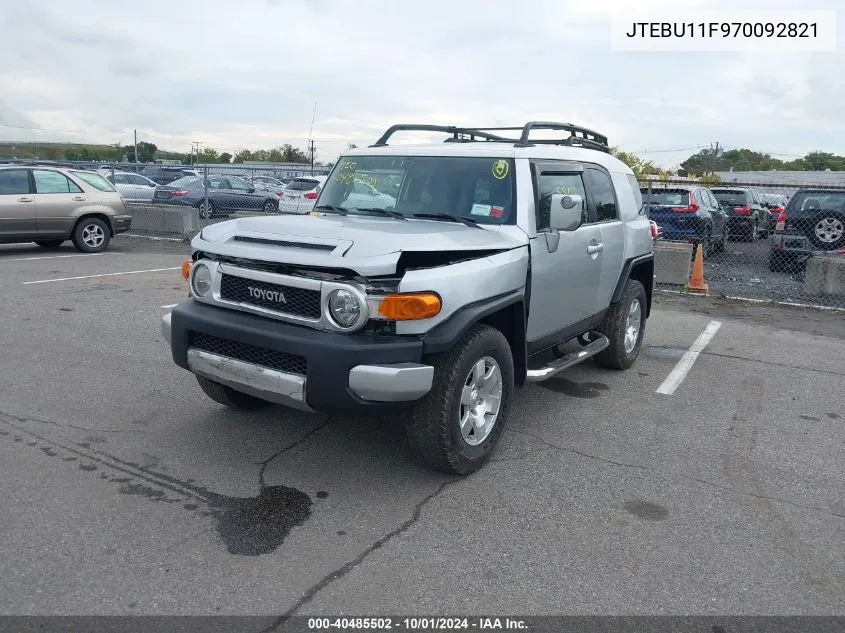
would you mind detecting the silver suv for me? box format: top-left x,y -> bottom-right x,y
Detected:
161,122 -> 654,474
0,165 -> 132,252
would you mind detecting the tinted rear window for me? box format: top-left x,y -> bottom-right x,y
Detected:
167,176 -> 200,188
787,192 -> 845,212
286,179 -> 320,191
712,190 -> 748,204
641,189 -> 690,207
71,171 -> 116,192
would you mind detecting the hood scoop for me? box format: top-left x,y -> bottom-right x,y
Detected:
227,230 -> 352,256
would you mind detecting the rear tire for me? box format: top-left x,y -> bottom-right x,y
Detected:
195,376 -> 272,410
198,200 -> 214,219
262,199 -> 277,213
808,213 -> 845,250
594,279 -> 647,371
71,217 -> 110,253
35,240 -> 64,248
405,324 -> 514,475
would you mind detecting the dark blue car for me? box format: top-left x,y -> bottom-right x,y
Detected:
640,185 -> 729,256
153,175 -> 280,218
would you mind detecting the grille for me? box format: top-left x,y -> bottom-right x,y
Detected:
220,274 -> 321,319
190,332 -> 307,376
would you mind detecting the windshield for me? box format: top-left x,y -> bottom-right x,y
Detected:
71,171 -> 116,192
641,189 -> 690,207
788,192 -> 845,212
319,155 -> 515,224
712,190 -> 748,205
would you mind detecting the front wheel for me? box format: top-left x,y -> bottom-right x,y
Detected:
198,200 -> 214,219
405,324 -> 514,475
594,279 -> 647,370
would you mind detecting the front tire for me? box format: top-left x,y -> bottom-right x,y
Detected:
195,376 -> 272,410
35,240 -> 64,248
594,279 -> 647,371
198,200 -> 214,219
71,217 -> 110,253
405,324 -> 514,475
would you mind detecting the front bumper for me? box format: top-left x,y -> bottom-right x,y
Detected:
161,301 -> 433,413
111,214 -> 133,234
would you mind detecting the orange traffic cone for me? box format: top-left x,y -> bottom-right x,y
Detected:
686,244 -> 708,294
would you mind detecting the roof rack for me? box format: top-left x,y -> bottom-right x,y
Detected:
371,121 -> 609,153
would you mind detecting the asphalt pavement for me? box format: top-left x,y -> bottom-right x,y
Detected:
0,237 -> 843,618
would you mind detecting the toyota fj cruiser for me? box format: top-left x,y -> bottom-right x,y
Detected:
161,122 -> 654,474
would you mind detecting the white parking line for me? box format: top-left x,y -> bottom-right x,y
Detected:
22,267 -> 180,285
4,253 -> 123,262
161,303 -> 179,309
656,320 -> 722,396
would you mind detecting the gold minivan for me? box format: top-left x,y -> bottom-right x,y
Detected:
0,165 -> 132,252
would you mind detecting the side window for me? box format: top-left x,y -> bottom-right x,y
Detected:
536,172 -> 588,230
585,168 -> 618,222
0,169 -> 31,195
33,170 -> 82,194
113,174 -> 129,185
626,174 -> 644,214
130,175 -> 148,185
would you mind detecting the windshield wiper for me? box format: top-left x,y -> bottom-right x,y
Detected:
353,207 -> 407,220
411,213 -> 481,228
313,205 -> 349,215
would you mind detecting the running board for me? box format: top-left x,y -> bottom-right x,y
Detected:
525,334 -> 610,383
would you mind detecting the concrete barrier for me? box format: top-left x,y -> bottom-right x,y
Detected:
805,253 -> 845,296
127,205 -> 200,237
654,241 -> 694,285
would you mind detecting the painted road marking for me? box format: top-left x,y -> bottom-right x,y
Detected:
4,253 -> 123,262
161,303 -> 179,309
656,320 -> 722,395
23,267 -> 180,285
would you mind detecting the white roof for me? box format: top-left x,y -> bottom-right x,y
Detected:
343,142 -> 632,175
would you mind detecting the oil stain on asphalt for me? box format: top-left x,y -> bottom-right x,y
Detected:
623,499 -> 669,521
1,422 -> 317,557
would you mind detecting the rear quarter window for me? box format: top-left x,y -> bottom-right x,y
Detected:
71,171 -> 117,192
626,174 -> 643,214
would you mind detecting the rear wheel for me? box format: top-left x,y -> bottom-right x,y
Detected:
71,217 -> 110,253
261,199 -> 278,213
714,227 -> 728,253
195,376 -> 272,410
35,240 -> 64,248
198,200 -> 214,219
594,279 -> 647,371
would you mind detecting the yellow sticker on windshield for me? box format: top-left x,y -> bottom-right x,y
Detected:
492,160 -> 509,180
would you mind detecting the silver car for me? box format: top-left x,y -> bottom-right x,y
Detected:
0,166 -> 132,252
104,171 -> 158,202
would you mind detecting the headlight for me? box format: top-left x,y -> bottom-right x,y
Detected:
191,262 -> 212,297
327,289 -> 361,328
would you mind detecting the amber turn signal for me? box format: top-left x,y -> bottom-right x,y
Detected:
181,260 -> 192,280
377,293 -> 442,320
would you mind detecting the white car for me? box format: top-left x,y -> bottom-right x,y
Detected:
277,176 -> 326,214
341,181 -> 397,210
103,171 -> 158,202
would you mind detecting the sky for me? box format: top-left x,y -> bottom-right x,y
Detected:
0,0 -> 842,168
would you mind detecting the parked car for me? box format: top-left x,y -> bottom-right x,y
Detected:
761,193 -> 788,231
711,187 -> 768,241
0,165 -> 131,252
250,176 -> 286,193
142,165 -> 200,186
104,171 -> 158,202
161,120 -> 655,475
640,185 -> 728,255
277,176 -> 327,214
153,175 -> 280,218
770,189 -> 845,272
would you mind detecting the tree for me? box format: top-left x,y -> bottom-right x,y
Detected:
699,174 -> 722,185
136,141 -> 157,163
678,147 -> 727,176
611,148 -> 659,179
233,149 -> 253,163
196,147 -> 220,163
281,143 -> 310,163
219,152 -> 232,164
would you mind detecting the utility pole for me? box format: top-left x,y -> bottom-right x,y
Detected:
309,140 -> 316,174
134,129 -> 139,163
192,141 -> 201,165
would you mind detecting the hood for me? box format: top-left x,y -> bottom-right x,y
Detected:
192,214 -> 529,276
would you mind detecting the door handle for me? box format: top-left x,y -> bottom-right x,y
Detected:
17,197 -> 33,203
72,196 -> 86,201
587,243 -> 604,254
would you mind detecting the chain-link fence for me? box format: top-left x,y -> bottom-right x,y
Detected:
640,178 -> 845,309
106,164 -> 332,239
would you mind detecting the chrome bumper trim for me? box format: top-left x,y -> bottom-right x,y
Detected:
348,363 -> 434,402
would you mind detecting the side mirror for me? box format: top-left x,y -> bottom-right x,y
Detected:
549,194 -> 583,232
